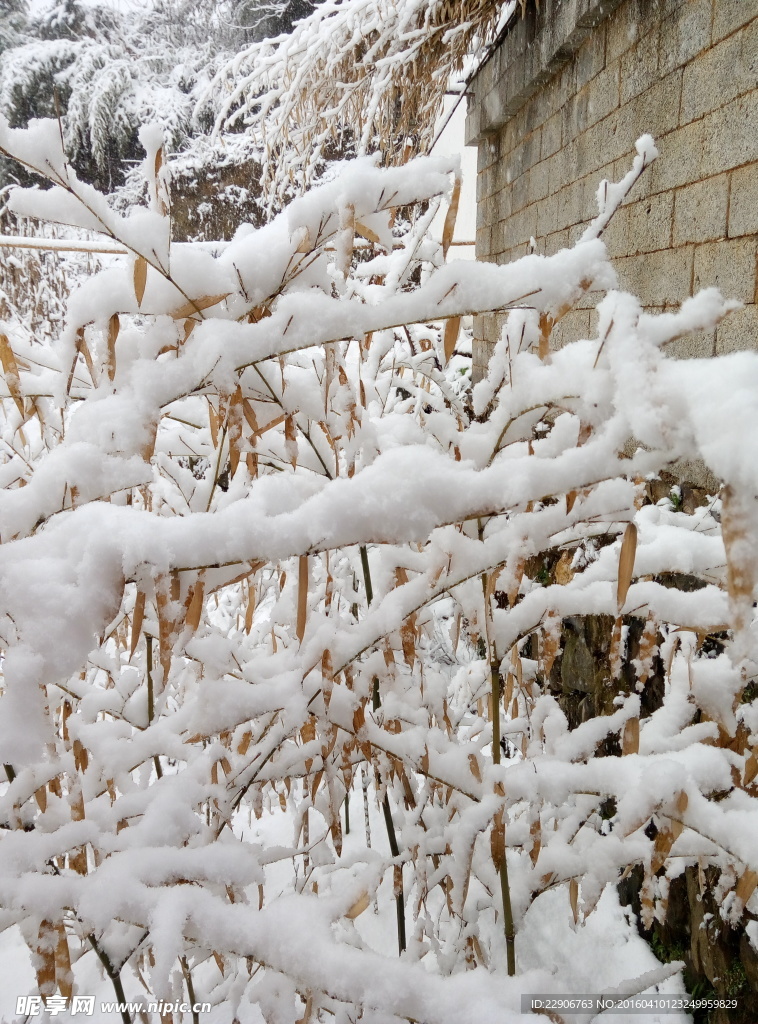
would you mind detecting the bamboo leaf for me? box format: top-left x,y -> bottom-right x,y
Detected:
0,332 -> 25,416
622,716 -> 639,755
345,891 -> 370,919
355,219 -> 380,243
736,868 -> 758,906
133,256 -> 148,307
443,316 -> 461,365
106,313 -> 119,381
442,175 -> 461,259
185,576 -> 205,633
54,920 -> 73,1000
245,581 -> 255,634
171,293 -> 230,319
35,919 -> 57,997
130,590 -> 146,659
616,522 -> 637,613
569,878 -> 579,924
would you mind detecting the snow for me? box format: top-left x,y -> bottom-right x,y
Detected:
0,114 -> 754,1021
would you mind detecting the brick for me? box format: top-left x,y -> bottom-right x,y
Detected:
615,246 -> 694,306
576,111 -> 628,177
480,164 -> 497,200
672,175 -> 729,245
562,87 -> 590,143
556,178 -> 587,227
494,169 -> 513,216
477,138 -> 498,173
511,172 -> 530,213
552,310 -> 592,348
693,237 -> 758,304
699,91 -> 758,178
715,303 -> 758,355
508,205 -> 539,248
541,111 -> 563,159
575,22 -> 607,90
586,63 -> 621,128
536,192 -> 560,236
620,26 -> 660,104
665,328 -> 716,359
681,30 -> 743,125
529,159 -> 551,203
657,0 -> 712,76
544,228 -> 571,255
606,0 -> 643,62
580,160 -> 617,217
627,69 -> 682,138
712,0 -> 757,44
492,218 -> 509,254
648,119 -> 704,193
606,190 -> 675,257
482,88 -> 509,135
521,129 -> 542,171
553,136 -> 581,190
475,225 -> 492,259
728,162 -> 758,238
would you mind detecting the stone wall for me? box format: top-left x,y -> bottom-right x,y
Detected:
466,0 -> 758,380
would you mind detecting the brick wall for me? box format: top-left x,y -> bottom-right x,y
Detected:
466,0 -> 758,381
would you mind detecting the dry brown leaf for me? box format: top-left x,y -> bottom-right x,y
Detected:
242,397 -> 259,434
736,868 -> 758,906
468,752 -> 482,782
622,716 -> 639,755
651,826 -> 676,874
540,612 -> 561,678
554,550 -> 575,586
171,293 -> 230,320
569,878 -> 579,924
529,817 -> 541,867
616,523 -> 637,613
55,920 -> 73,1000
745,750 -> 758,787
285,414 -> 297,467
133,256 -> 147,307
442,175 -> 461,259
208,398 -> 220,449
227,387 -> 244,477
443,316 -> 461,365
130,591 -> 146,660
106,313 -> 119,382
0,333 -> 24,416
609,616 -> 624,679
245,581 -> 255,634
355,219 -> 380,243
636,612 -> 659,686
35,919 -> 57,997
185,576 -> 205,633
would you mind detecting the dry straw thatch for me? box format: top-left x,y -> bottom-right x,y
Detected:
210,0 -> 530,203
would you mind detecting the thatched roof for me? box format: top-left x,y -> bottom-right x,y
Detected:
208,0 -> 528,203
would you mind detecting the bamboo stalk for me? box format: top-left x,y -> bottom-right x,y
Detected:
362,545 -> 406,954
479,523 -> 516,977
